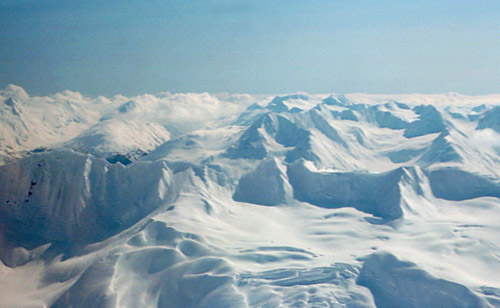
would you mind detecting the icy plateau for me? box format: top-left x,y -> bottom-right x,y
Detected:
1,85 -> 500,308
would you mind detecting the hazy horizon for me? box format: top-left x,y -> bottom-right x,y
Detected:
1,1 -> 499,97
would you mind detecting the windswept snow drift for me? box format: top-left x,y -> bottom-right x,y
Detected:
1,85 -> 500,308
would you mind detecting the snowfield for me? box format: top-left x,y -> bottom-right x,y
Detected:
1,85 -> 500,307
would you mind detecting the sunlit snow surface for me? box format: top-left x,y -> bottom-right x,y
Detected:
1,85 -> 500,307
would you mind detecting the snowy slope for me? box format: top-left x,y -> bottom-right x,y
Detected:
0,86 -> 256,164
1,86 -> 500,308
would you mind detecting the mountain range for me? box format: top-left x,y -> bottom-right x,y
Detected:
1,85 -> 500,307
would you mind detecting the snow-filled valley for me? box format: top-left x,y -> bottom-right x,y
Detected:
1,85 -> 500,307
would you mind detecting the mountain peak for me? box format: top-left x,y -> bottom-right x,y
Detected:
2,84 -> 29,100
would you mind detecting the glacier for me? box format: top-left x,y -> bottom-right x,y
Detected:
1,85 -> 500,307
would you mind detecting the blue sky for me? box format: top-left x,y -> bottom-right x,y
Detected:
0,0 -> 499,96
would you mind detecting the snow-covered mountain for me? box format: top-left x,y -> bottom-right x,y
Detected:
1,85 -> 500,308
